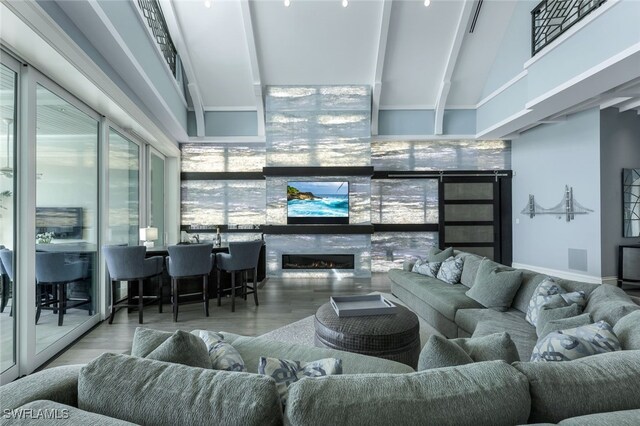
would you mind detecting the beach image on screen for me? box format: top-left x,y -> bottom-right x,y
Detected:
287,181 -> 349,218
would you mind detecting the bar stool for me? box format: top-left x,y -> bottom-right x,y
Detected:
103,245 -> 164,324
216,240 -> 263,312
166,244 -> 214,322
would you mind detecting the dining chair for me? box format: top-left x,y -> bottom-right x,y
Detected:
35,252 -> 91,326
166,244 -> 214,322
0,248 -> 12,315
216,240 -> 263,312
103,245 -> 164,324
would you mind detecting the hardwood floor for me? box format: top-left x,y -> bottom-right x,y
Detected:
43,274 -> 392,369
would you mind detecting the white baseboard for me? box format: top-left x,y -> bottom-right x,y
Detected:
511,263 -> 615,285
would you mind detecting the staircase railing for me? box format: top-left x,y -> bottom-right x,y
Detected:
137,0 -> 178,77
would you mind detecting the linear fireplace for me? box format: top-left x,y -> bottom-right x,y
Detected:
282,254 -> 355,270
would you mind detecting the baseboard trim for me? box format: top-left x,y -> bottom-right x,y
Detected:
511,263 -> 610,285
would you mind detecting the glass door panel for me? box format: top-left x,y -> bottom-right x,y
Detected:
0,63 -> 17,373
149,152 -> 165,246
35,84 -> 99,353
108,130 -> 139,246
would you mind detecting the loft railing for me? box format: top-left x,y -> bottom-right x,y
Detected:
531,0 -> 606,56
137,0 -> 177,77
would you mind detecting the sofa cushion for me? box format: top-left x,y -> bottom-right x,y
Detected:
130,327 -> 173,357
536,304 -> 582,337
585,284 -> 640,326
78,353 -> 283,426
192,330 -> 246,372
513,349 -> 640,423
417,335 -> 474,370
5,401 -> 136,425
258,356 -> 342,406
145,330 -> 211,368
458,252 -> 484,288
229,336 -> 414,374
285,361 -> 531,426
511,271 -> 549,314
412,259 -> 441,278
388,269 -> 483,320
558,409 -> 640,425
466,259 -> 522,312
538,313 -> 592,340
451,332 -> 520,363
613,310 -> 640,350
427,246 -> 454,262
531,320 -> 621,362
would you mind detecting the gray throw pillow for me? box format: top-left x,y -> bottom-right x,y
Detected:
530,320 -> 621,362
538,313 -> 592,340
536,303 -> 582,337
146,330 -> 211,369
465,259 -> 522,312
451,332 -> 520,363
412,259 -> 442,278
584,284 -> 640,326
427,246 -> 454,263
417,335 -> 473,371
436,256 -> 464,284
192,330 -> 246,372
130,327 -> 173,357
613,310 -> 640,350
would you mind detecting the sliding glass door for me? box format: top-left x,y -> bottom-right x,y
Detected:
108,129 -> 140,246
149,150 -> 165,247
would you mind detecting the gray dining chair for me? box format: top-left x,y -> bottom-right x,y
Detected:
166,244 -> 214,322
216,240 -> 263,312
35,252 -> 90,326
0,248 -> 12,315
103,245 -> 164,324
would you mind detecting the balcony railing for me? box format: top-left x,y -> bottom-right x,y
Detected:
137,0 -> 178,76
531,0 -> 607,56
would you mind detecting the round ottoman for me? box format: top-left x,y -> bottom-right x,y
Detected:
314,302 -> 420,368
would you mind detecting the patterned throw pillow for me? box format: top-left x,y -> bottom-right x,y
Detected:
531,320 -> 621,362
412,259 -> 442,278
436,256 -> 464,284
258,357 -> 342,405
192,330 -> 246,372
526,279 -> 587,327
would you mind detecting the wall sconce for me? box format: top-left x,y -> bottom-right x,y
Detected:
139,226 -> 158,248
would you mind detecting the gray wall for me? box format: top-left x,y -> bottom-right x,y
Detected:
512,108 -> 602,278
600,108 -> 640,277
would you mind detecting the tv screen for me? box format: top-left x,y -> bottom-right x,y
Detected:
287,181 -> 349,224
36,207 -> 83,239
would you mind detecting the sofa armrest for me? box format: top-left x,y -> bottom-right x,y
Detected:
0,365 -> 83,411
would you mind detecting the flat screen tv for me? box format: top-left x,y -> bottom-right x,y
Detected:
36,207 -> 83,239
287,181 -> 349,225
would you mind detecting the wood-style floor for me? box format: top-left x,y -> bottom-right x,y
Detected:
43,274 -> 392,369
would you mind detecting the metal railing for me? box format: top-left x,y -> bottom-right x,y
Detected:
531,0 -> 607,56
137,0 -> 177,76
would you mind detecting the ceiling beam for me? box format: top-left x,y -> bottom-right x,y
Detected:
159,0 -> 204,137
240,0 -> 265,137
434,1 -> 475,135
371,0 -> 393,136
600,97 -> 632,109
617,98 -> 640,112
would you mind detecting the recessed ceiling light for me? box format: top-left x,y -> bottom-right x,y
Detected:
424,0 -> 431,6
284,0 -> 291,6
342,0 -> 348,7
204,0 -> 212,8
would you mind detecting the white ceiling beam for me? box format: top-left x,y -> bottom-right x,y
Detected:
600,97 -> 632,109
240,0 -> 265,138
434,0 -> 475,135
371,0 -> 393,136
159,0 -> 204,137
617,98 -> 640,112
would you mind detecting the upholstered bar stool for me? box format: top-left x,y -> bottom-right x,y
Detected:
103,245 -> 164,324
216,240 -> 263,312
166,244 -> 214,322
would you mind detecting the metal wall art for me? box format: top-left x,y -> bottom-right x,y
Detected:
521,185 -> 593,222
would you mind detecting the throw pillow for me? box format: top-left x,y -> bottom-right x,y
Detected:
258,357 -> 342,406
417,335 -> 473,371
451,332 -> 520,363
584,284 -> 640,325
412,259 -> 442,278
130,327 -> 173,357
613,310 -> 640,350
538,313 -> 592,340
465,259 -> 522,312
536,304 -> 582,337
427,246 -> 454,263
526,279 -> 563,326
436,256 -> 464,284
193,330 -> 246,372
145,330 -> 211,368
530,320 -> 621,362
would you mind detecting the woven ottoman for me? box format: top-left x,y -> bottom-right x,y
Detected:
314,302 -> 420,368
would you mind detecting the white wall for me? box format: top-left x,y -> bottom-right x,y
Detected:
512,108 -> 602,279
